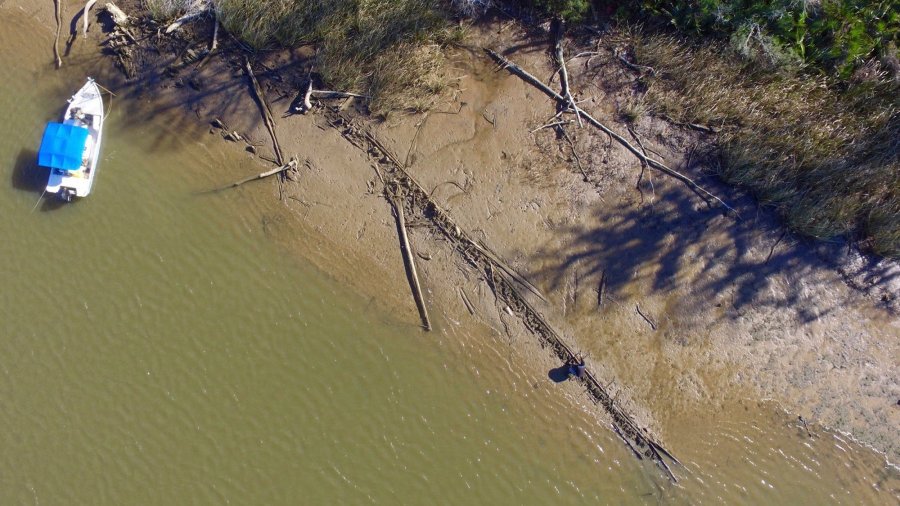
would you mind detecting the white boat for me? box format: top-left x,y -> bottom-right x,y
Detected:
37,78 -> 105,202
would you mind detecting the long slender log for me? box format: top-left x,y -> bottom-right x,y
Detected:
53,0 -> 63,68
104,3 -> 129,26
165,9 -> 207,34
471,240 -> 547,303
310,90 -> 370,99
205,159 -> 297,192
459,287 -> 476,315
649,439 -> 682,466
392,196 -> 432,331
82,0 -> 97,37
244,58 -> 284,166
614,425 -> 644,460
210,16 -> 219,51
552,20 -> 582,127
484,48 -> 737,215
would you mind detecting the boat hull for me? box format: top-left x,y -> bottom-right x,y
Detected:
45,79 -> 105,200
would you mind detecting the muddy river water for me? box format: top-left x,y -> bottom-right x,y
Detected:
1,5 -> 897,504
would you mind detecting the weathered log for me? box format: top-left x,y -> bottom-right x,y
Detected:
471,240 -> 547,303
53,0 -> 63,68
310,90 -> 369,99
207,159 -> 297,192
484,48 -> 737,215
391,195 -> 432,331
597,269 -> 607,307
210,16 -> 219,51
459,287 -> 477,315
617,54 -> 656,76
301,80 -> 312,113
291,86 -> 368,114
244,58 -> 284,165
104,2 -> 129,26
82,0 -> 97,37
165,9 -> 208,34
552,20 -> 582,127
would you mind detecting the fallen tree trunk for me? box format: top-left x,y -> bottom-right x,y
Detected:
53,0 -> 63,68
244,58 -> 285,165
104,2 -> 129,26
310,90 -> 369,99
471,240 -> 547,303
210,16 -> 219,51
82,0 -> 97,37
206,159 -> 297,192
165,9 -> 208,34
391,193 -> 432,331
552,19 -> 582,127
484,48 -> 737,215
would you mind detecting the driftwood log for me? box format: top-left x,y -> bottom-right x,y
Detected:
390,193 -> 432,331
244,58 -> 285,165
205,159 -> 298,193
290,85 -> 369,114
82,0 -> 97,37
165,9 -> 208,34
552,20 -> 582,127
104,2 -> 129,26
210,16 -> 219,51
53,0 -> 63,68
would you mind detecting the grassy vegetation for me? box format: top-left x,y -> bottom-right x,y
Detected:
630,31 -> 899,256
146,0 -> 461,115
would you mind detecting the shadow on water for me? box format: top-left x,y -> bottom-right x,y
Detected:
11,149 -> 46,193
39,196 -> 69,212
548,365 -> 571,383
11,149 -> 76,212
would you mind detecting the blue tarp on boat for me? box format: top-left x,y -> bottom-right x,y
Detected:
38,122 -> 89,170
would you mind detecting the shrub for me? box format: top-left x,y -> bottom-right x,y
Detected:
527,0 -> 591,21
624,1 -> 900,77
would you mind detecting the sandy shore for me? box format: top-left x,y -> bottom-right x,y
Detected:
18,0 -> 899,464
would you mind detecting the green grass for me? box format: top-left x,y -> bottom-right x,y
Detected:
629,30 -> 899,256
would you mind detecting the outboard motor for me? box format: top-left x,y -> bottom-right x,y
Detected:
58,188 -> 75,202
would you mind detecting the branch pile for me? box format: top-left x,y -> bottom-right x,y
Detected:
326,110 -> 681,481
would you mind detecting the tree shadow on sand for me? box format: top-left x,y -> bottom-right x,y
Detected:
91,14 -> 312,156
528,180 -> 884,324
